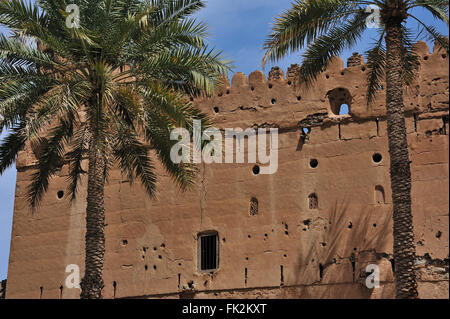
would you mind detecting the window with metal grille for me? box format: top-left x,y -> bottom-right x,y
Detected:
308,193 -> 318,209
198,232 -> 219,271
250,197 -> 258,216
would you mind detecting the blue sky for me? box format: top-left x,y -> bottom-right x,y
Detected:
0,0 -> 448,281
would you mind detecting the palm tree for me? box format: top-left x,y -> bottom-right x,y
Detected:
0,0 -> 230,299
263,0 -> 448,299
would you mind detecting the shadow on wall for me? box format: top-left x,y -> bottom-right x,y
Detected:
284,199 -> 393,298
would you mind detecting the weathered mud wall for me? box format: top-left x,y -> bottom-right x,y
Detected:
5,41 -> 449,299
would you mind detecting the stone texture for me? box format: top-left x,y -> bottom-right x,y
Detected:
5,42 -> 449,299
287,64 -> 301,81
268,66 -> 284,81
347,52 -> 364,67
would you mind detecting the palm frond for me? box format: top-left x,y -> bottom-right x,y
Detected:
136,46 -> 230,96
262,0 -> 366,66
27,116 -> 74,208
409,14 -> 449,53
142,107 -> 197,191
409,0 -> 449,25
0,0 -> 48,31
150,0 -> 206,28
112,120 -> 158,197
366,29 -> 386,104
0,34 -> 58,68
139,82 -> 209,129
298,10 -> 369,86
1,0 -> 230,206
66,125 -> 88,202
0,123 -> 26,174
401,26 -> 420,87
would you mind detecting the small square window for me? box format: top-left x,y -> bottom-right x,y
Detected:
198,232 -> 219,272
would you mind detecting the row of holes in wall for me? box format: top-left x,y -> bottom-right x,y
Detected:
125,232 -> 220,274
213,100 -> 348,115
54,153 -> 383,200
252,153 -> 383,175
216,83 -> 299,97
212,96 -> 301,114
214,87 -> 354,116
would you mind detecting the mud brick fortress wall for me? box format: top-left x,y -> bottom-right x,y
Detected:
5,41 -> 449,299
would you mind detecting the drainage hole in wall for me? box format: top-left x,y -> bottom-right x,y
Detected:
372,153 -> 382,163
310,159 -> 318,168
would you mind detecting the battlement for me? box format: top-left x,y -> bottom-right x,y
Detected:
192,40 -> 448,130
14,41 -> 449,171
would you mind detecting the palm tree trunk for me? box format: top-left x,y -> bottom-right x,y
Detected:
80,132 -> 106,299
385,18 -> 418,299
